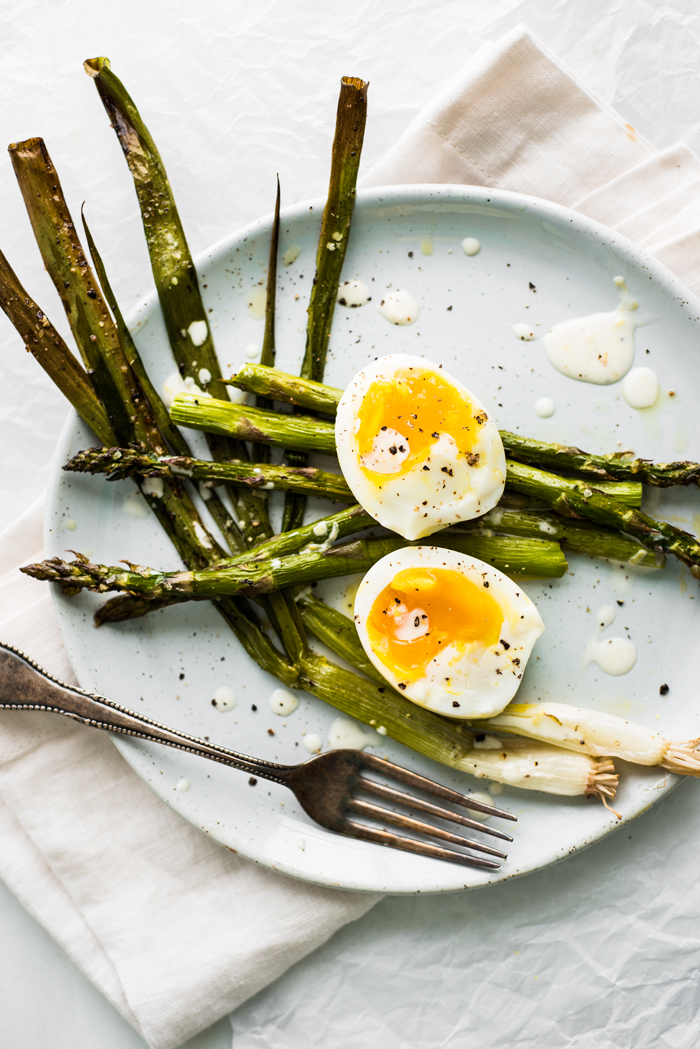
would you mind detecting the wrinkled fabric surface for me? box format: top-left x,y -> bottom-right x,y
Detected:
2,14 -> 700,1049
232,772 -> 700,1049
0,498 -> 377,1049
363,27 -> 700,296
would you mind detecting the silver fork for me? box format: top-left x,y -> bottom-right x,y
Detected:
0,642 -> 515,870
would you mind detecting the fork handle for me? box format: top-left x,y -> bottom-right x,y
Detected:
0,642 -> 295,785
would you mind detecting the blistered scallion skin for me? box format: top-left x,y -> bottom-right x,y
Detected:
354,546 -> 544,719
335,355 -> 506,541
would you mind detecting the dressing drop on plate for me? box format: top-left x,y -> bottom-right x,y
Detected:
542,278 -> 640,385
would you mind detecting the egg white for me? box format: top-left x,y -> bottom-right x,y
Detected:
354,546 -> 545,719
335,354 -> 505,541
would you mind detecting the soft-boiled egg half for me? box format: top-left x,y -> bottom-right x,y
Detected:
335,355 -> 505,540
354,547 -> 544,718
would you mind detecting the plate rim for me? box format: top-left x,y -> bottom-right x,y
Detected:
46,182 -> 694,895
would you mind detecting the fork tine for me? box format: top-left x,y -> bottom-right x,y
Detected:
357,777 -> 514,842
341,820 -> 501,870
346,798 -> 507,860
361,752 -> 516,821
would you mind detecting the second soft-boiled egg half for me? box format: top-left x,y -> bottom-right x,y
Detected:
335,354 -> 505,540
354,546 -> 544,719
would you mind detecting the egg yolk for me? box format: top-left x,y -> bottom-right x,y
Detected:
366,567 -> 504,681
356,368 -> 481,480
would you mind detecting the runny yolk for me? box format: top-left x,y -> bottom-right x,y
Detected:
356,367 -> 480,480
366,567 -> 504,681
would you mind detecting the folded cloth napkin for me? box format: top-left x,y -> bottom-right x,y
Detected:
0,497 -> 378,1048
363,25 -> 700,297
3,23 -> 700,1049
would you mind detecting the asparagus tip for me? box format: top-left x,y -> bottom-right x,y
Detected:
19,560 -> 45,580
20,553 -> 87,580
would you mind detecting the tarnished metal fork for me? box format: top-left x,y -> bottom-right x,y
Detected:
0,643 -> 515,870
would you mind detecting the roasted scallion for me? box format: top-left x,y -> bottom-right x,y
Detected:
476,702 -> 700,776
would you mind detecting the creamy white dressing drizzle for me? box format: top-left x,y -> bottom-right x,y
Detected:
141,477 -> 164,499
327,717 -> 380,751
212,686 -> 237,712
188,320 -> 208,347
301,520 -> 339,554
302,733 -> 322,754
377,290 -> 419,325
193,521 -> 213,549
198,367 -> 211,385
244,343 -> 260,359
337,279 -> 370,307
542,277 -> 639,385
628,548 -> 648,566
163,457 -> 193,477
247,286 -> 267,320
623,366 -> 658,409
269,688 -> 299,716
420,236 -> 434,256
583,603 -> 637,676
183,376 -> 211,397
467,791 -> 494,820
587,637 -> 637,675
175,778 -> 191,792
512,322 -> 536,341
461,237 -> 481,256
161,371 -> 210,409
282,245 -> 302,266
534,397 -> 555,418
161,372 -> 186,409
64,518 -> 77,531
485,508 -> 504,526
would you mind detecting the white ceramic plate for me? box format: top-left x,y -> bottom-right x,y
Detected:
46,185 -> 700,894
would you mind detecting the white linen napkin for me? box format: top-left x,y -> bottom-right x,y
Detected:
4,23 -> 700,1049
363,25 -> 700,297
0,497 -> 377,1049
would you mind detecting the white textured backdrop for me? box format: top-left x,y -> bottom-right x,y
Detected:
2,2 -> 700,1047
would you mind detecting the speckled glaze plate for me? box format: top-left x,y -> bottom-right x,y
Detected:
46,186 -> 700,894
